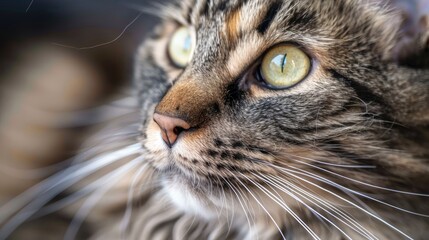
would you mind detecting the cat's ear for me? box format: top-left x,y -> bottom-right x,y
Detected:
379,1 -> 429,125
387,0 -> 429,67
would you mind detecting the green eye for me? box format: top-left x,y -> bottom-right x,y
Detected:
168,27 -> 195,68
259,45 -> 311,89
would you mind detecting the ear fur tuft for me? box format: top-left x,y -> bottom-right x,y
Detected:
386,0 -> 429,67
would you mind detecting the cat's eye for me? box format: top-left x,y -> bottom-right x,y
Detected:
259,45 -> 311,89
168,26 -> 195,68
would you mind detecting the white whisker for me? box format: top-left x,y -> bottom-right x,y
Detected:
228,173 -> 287,240
221,177 -> 254,238
0,144 -> 141,239
120,164 -> 149,237
0,158 -> 75,180
216,176 -> 235,237
178,214 -> 197,240
0,129 -> 139,180
53,13 -> 143,50
284,151 -> 376,169
294,159 -> 429,197
238,173 -> 320,240
262,173 -> 376,240
286,165 -> 429,218
64,158 -> 143,240
272,165 -> 414,240
260,173 -> 359,240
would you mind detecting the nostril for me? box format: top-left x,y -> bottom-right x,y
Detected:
153,113 -> 191,147
173,126 -> 185,135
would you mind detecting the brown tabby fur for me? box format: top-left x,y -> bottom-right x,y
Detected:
1,0 -> 429,239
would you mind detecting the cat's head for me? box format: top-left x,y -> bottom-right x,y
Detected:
135,0 -> 429,235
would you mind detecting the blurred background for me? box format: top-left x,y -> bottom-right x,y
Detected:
0,0 -> 163,92
0,0 -> 165,204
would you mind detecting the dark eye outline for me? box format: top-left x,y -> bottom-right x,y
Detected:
252,43 -> 314,90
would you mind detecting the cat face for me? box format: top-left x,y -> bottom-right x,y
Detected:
135,0 -> 429,235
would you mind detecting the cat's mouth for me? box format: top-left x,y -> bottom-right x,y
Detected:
157,161 -> 231,194
156,161 -> 239,214
156,157 -> 293,220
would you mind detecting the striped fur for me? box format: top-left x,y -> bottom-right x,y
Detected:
2,0 -> 428,239
133,0 -> 429,239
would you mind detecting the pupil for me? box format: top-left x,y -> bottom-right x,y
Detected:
280,53 -> 287,73
270,53 -> 288,74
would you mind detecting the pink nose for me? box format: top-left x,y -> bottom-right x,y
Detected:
153,113 -> 191,147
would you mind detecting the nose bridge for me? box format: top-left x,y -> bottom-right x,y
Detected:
155,75 -> 220,127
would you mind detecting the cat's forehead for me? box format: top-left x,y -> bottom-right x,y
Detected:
176,0 -> 392,34
184,0 -> 318,39
162,0 -> 398,78
171,0 -> 398,55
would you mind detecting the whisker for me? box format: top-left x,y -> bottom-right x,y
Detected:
221,176 -> 254,238
25,0 -> 34,12
259,173 -> 359,240
120,164 -> 149,237
342,189 -> 379,217
228,172 -> 287,240
64,158 -> 144,240
0,130 -> 140,180
284,165 -> 429,217
214,176 -> 227,224
285,151 -> 376,169
234,181 -> 258,233
178,214 -> 197,240
292,159 -> 429,197
124,1 -> 165,19
22,102 -> 138,129
237,173 -> 320,240
262,173 -> 376,240
53,13 -> 143,50
216,176 -> 235,237
0,158 -> 75,179
105,95 -> 139,109
271,164 -> 414,240
90,131 -> 140,145
31,166 -> 129,219
0,144 -> 141,239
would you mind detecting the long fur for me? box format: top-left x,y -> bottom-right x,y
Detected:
1,0 -> 428,239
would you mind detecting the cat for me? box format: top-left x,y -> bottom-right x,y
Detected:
1,0 -> 429,239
